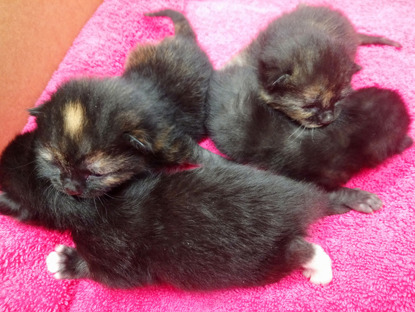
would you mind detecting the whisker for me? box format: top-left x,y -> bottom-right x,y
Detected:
287,125 -> 303,141
97,196 -> 108,220
294,125 -> 307,141
104,193 -> 121,200
7,160 -> 37,170
92,197 -> 101,219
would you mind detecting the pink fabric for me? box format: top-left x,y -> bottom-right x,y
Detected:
2,0 -> 415,311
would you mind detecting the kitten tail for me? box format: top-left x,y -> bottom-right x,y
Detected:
358,33 -> 401,48
145,9 -> 196,39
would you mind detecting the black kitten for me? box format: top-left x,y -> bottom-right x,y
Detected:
124,9 -> 212,140
229,5 -> 401,128
0,130 -> 382,290
207,65 -> 412,190
29,10 -> 213,198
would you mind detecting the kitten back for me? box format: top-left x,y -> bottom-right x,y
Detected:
145,9 -> 196,39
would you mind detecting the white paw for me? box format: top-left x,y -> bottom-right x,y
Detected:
46,245 -> 67,279
302,243 -> 333,285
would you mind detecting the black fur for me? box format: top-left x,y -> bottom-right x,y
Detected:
30,10 -> 214,198
123,9 -> 212,140
0,130 -> 382,290
233,5 -> 401,128
207,65 -> 412,190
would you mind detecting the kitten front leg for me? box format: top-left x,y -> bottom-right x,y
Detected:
0,192 -> 28,220
46,245 -> 90,280
328,187 -> 383,214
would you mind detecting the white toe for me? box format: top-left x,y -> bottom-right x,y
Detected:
302,243 -> 333,286
46,251 -> 62,274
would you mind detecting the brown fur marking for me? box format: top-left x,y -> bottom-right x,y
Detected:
39,146 -> 67,166
86,152 -> 132,175
125,44 -> 157,69
303,83 -> 334,108
153,126 -> 173,152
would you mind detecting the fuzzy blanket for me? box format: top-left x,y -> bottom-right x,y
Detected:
1,0 -> 414,311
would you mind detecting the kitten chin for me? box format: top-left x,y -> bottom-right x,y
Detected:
236,5 -> 400,128
28,9 -> 213,198
207,65 -> 412,190
0,129 -> 383,290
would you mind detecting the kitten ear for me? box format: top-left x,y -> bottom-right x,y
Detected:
123,131 -> 153,154
28,105 -> 44,116
272,73 -> 290,86
352,63 -> 362,74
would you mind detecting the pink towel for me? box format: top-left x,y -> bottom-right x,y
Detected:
2,0 -> 415,311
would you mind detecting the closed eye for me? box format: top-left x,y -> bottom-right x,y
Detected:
81,169 -> 105,180
303,103 -> 320,113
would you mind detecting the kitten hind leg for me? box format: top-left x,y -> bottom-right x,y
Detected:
358,33 -> 401,48
286,237 -> 333,285
46,245 -> 90,280
302,243 -> 333,285
328,187 -> 383,214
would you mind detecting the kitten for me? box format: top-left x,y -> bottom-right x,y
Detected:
124,9 -> 212,141
230,5 -> 401,128
207,65 -> 412,190
0,130 -> 382,290
30,10 -> 213,198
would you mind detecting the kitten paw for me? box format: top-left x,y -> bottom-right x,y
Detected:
46,245 -> 88,280
331,188 -> 383,214
348,188 -> 383,213
302,244 -> 333,285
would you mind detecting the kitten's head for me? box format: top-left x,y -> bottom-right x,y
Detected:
30,78 -> 161,198
258,35 -> 360,128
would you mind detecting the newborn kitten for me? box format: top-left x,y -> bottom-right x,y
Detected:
0,130 -> 382,290
124,9 -> 212,141
230,5 -> 401,128
30,9 -> 213,198
207,65 -> 412,190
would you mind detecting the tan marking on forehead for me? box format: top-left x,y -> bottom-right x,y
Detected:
63,101 -> 85,139
125,44 -> 157,70
303,85 -> 321,101
303,83 -> 334,108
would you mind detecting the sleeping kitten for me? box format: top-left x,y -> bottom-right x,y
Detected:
30,9 -> 213,198
123,9 -> 212,141
0,129 -> 382,290
207,65 -> 412,190
230,5 -> 401,128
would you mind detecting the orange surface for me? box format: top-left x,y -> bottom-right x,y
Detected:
0,0 -> 102,153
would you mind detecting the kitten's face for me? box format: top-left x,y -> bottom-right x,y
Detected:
31,78 -> 155,198
258,41 -> 359,128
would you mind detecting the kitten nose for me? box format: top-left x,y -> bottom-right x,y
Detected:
318,111 -> 334,125
62,178 -> 83,196
64,187 -> 82,196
